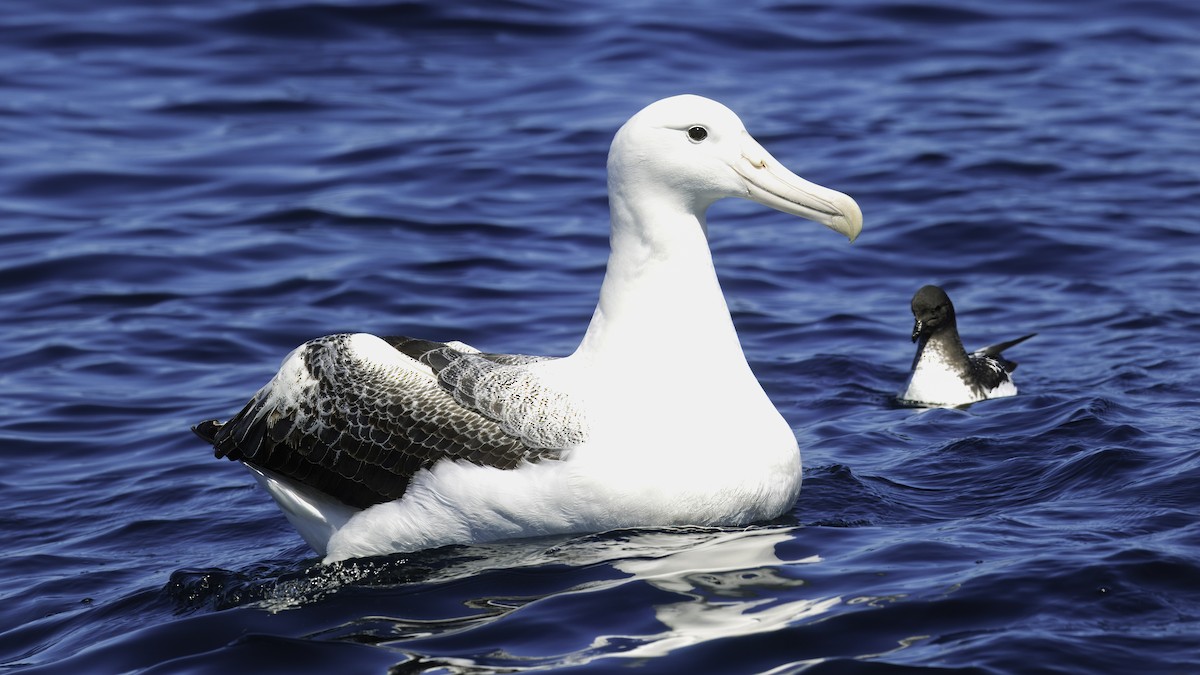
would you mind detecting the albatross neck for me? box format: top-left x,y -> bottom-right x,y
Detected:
573,197 -> 748,369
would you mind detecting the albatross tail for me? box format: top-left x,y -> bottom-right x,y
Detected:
244,465 -> 360,556
193,420 -> 359,556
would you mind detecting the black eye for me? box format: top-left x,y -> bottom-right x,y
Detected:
686,126 -> 708,142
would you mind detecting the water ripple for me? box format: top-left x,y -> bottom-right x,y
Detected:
2,0 -> 1198,672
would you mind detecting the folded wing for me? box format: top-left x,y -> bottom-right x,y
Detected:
194,333 -> 586,509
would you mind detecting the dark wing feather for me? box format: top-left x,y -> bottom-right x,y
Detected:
194,334 -> 565,510
973,333 -> 1037,361
966,354 -> 1014,392
966,332 -> 1036,389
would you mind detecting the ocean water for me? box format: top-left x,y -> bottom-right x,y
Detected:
1,0 -> 1197,672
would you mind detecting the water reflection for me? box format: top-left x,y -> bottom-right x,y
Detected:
224,527 -> 843,671
593,528 -> 840,661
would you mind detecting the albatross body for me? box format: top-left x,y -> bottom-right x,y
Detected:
194,95 -> 862,562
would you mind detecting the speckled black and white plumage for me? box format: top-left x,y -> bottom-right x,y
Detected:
901,285 -> 1036,407
193,334 -> 579,509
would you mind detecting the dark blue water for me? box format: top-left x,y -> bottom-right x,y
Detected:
2,1 -> 1197,672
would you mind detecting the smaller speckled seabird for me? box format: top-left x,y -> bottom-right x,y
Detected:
193,95 -> 863,563
901,285 -> 1035,408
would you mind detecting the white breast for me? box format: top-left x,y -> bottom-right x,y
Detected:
902,347 -> 981,407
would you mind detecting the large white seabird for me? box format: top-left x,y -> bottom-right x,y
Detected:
193,94 -> 863,563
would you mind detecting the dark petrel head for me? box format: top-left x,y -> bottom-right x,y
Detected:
910,284 -> 956,343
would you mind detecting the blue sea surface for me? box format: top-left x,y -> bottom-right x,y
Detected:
1,1 -> 1197,672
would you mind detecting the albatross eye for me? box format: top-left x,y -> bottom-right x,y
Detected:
686,126 -> 708,143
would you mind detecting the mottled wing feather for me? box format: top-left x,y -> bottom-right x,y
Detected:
381,336 -> 553,368
200,334 -> 569,509
382,335 -> 586,449
966,354 -> 1013,392
421,347 -> 587,450
478,352 -> 555,367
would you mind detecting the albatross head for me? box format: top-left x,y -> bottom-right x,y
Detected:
608,94 -> 862,242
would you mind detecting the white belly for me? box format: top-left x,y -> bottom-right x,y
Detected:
902,350 -> 981,407
902,351 -> 1017,407
322,390 -> 801,562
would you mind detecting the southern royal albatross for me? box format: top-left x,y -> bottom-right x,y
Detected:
194,94 -> 863,562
